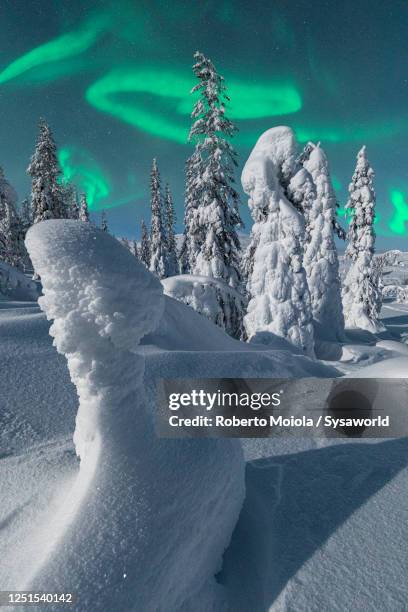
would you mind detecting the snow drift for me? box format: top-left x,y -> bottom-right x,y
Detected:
162,274 -> 245,339
0,260 -> 38,301
25,220 -> 245,611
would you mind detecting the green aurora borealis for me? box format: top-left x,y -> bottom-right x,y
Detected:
0,0 -> 407,244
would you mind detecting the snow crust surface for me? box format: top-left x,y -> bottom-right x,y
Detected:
1,222 -> 407,611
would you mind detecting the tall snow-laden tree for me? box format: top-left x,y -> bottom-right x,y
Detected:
0,167 -> 27,270
61,181 -> 79,219
242,126 -> 314,356
164,183 -> 178,277
300,143 -> 345,340
180,150 -> 201,274
149,158 -> 167,279
20,197 -> 33,232
0,200 -> 25,269
79,193 -> 90,222
27,119 -> 65,223
0,166 -> 18,221
101,210 -> 108,232
187,51 -> 242,289
342,146 -> 383,331
140,218 -> 151,268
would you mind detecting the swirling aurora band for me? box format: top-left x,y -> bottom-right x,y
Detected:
0,26 -> 407,234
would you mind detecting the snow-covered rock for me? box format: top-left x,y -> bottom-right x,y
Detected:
24,220 -> 245,611
162,274 -> 245,339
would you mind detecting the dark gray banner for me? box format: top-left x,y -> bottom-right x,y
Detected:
155,378 -> 408,438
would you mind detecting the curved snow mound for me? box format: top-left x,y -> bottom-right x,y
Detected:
162,274 -> 245,339
25,220 -> 245,611
0,260 -> 38,300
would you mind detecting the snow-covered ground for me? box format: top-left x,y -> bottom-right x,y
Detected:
1,222 -> 407,611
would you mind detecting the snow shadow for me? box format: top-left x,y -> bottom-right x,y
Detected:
220,438 -> 408,611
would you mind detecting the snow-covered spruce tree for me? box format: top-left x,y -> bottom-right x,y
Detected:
20,197 -> 33,232
242,126 -> 314,356
101,210 -> 108,232
0,200 -> 25,269
61,181 -> 80,219
164,183 -> 179,276
129,239 -> 139,258
140,219 -> 151,268
299,143 -> 345,340
79,193 -> 90,222
0,167 -> 27,269
149,158 -> 167,279
0,166 -> 18,221
187,51 -> 242,289
342,146 -> 383,331
27,119 -> 65,223
180,150 -> 201,273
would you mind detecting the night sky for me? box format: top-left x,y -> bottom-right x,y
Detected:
0,0 -> 407,248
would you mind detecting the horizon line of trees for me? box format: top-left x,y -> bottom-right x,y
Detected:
0,51 -> 383,351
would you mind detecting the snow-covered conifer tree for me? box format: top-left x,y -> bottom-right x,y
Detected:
140,219 -> 151,268
61,182 -> 79,219
187,51 -> 242,289
0,168 -> 27,269
27,119 -> 64,223
300,143 -> 345,340
79,193 -> 90,222
20,197 -> 33,232
342,146 -> 383,331
0,200 -> 25,269
129,240 -> 139,258
180,151 -> 201,274
149,158 -> 167,279
0,166 -> 18,220
242,126 -> 314,356
164,183 -> 178,277
101,210 -> 108,232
